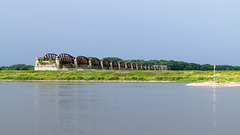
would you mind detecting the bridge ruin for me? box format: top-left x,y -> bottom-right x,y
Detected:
35,53 -> 167,71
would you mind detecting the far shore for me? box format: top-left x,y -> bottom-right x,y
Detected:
0,80 -> 174,83
1,70 -> 240,83
2,80 -> 240,88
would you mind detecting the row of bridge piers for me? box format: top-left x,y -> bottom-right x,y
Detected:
35,53 -> 167,71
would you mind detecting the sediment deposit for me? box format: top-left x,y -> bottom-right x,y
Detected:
186,81 -> 240,87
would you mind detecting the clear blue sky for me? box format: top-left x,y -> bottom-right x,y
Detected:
1,0 -> 240,66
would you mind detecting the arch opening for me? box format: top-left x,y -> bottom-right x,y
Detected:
90,58 -> 101,69
132,63 -> 136,70
111,61 -> 119,70
101,59 -> 110,70
119,62 -> 125,68
58,53 -> 74,64
126,62 -> 131,69
137,64 -> 141,70
42,53 -> 58,62
76,56 -> 89,69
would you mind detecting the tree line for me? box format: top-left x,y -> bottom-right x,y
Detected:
0,64 -> 34,70
1,58 -> 239,71
103,57 -> 240,71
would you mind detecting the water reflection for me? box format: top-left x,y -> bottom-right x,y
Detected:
1,82 -> 240,135
34,83 -> 104,135
212,88 -> 216,128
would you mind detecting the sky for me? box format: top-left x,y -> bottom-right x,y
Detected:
1,0 -> 240,66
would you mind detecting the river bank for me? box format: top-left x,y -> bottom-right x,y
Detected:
186,81 -> 240,87
1,70 -> 240,82
0,80 -> 172,83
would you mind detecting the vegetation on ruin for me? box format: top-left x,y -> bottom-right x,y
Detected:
0,70 -> 240,83
39,60 -> 56,65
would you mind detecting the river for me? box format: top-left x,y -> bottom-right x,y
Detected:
0,82 -> 239,135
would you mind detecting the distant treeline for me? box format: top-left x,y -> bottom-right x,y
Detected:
1,58 -> 240,71
0,64 -> 34,70
104,57 -> 240,71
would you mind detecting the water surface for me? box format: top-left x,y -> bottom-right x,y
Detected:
0,82 -> 239,135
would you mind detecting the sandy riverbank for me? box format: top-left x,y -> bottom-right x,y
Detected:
186,81 -> 240,87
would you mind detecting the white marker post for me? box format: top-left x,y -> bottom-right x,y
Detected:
214,65 -> 216,81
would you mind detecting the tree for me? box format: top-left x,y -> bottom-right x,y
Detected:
20,66 -> 29,70
103,57 -> 123,62
0,64 -> 34,70
200,64 -> 212,71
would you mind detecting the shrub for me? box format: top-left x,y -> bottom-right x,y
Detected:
2,76 -> 14,80
131,77 -> 138,80
108,77 -> 119,80
137,77 -> 146,81
62,77 -> 76,80
76,77 -> 84,80
85,77 -> 96,80
96,77 -> 105,80
155,77 -> 164,80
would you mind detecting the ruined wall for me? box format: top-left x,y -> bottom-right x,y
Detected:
34,63 -> 59,70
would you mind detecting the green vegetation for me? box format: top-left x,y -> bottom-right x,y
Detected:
0,70 -> 240,82
0,64 -> 34,70
101,57 -> 240,71
103,57 -> 123,62
39,60 -> 56,65
123,60 -> 240,71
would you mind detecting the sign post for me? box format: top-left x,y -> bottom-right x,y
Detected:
214,65 -> 216,81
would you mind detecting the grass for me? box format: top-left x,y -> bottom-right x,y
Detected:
0,70 -> 240,82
